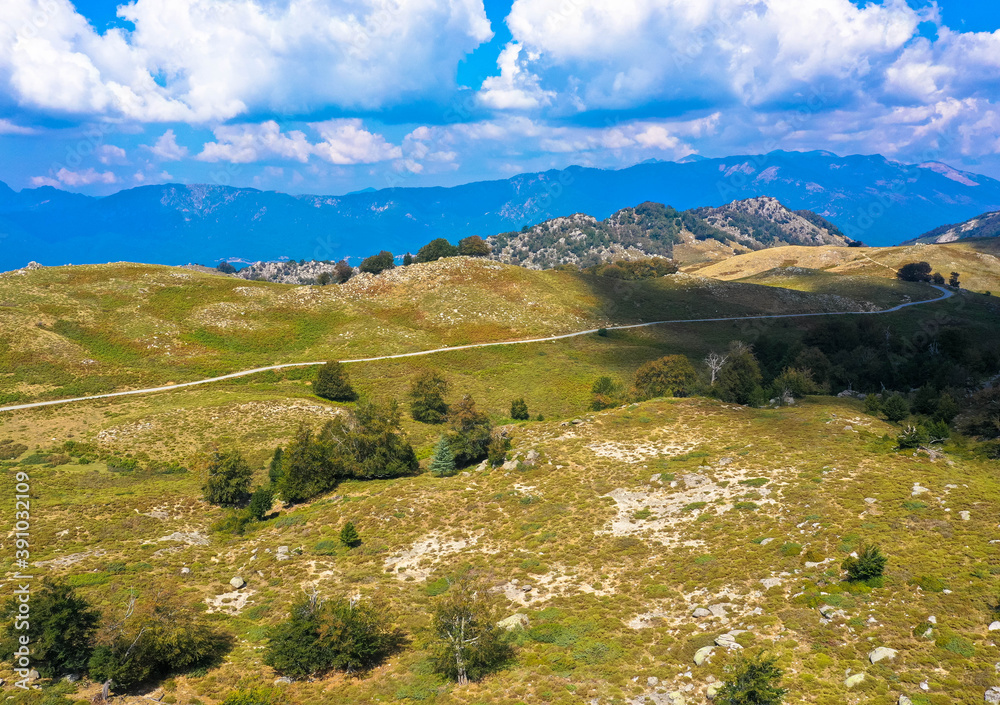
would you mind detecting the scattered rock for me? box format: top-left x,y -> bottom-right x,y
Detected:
665,692 -> 686,705
912,483 -> 929,496
180,567 -> 191,575
501,459 -> 519,471
899,696 -> 912,705
760,578 -> 782,589
230,576 -> 246,589
928,616 -> 937,624
759,538 -> 774,546
692,607 -> 712,618
708,604 -> 729,618
869,647 -> 898,664
960,511 -> 971,521
694,646 -> 715,665
498,614 -> 529,631
716,457 -> 733,466
525,450 -> 540,465
647,676 -> 659,687
987,687 -> 1000,704
276,546 -> 291,561
159,531 -> 210,546
706,684 -> 719,700
27,669 -> 40,682
819,604 -> 847,620
274,677 -> 293,685
682,474 -> 710,488
844,673 -> 865,688
864,497 -> 877,504
63,674 -> 80,683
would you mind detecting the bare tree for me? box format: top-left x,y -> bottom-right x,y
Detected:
431,576 -> 515,685
705,352 -> 728,386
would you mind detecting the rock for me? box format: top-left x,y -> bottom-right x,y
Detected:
522,585 -> 532,592
276,546 -> 291,561
714,633 -> 741,650
666,692 -> 686,705
989,621 -> 1000,631
708,604 -> 728,618
986,687 -> 1000,704
180,567 -> 190,575
864,497 -> 877,504
869,647 -> 898,664
919,681 -> 929,691
912,483 -> 929,496
692,607 -> 712,618
760,578 -> 782,589
819,604 -> 846,619
62,674 -> 80,683
682,474 -> 710,488
501,460 -> 519,471
27,669 -> 40,682
844,673 -> 865,688
694,646 -> 715,665
899,696 -> 912,705
571,419 -> 584,425
706,684 -> 719,700
650,473 -> 662,483
230,576 -> 246,589
274,677 -> 293,685
960,511 -> 971,521
759,538 -> 774,546
525,450 -> 540,465
716,457 -> 733,466
498,614 -> 529,631
647,676 -> 659,687
928,615 -> 937,624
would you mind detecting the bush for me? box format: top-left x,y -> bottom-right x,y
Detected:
264,596 -> 403,677
510,398 -> 529,420
717,343 -> 765,406
359,251 -> 394,275
203,450 -> 253,508
842,543 -> 887,582
897,261 -> 932,282
339,522 -> 360,548
716,651 -> 787,705
631,355 -> 698,400
402,253 -> 414,266
107,456 -> 141,472
430,577 -> 515,685
446,395 -> 493,466
277,426 -> 350,504
897,424 -> 929,449
881,394 -> 910,423
89,591 -> 232,691
268,447 -> 283,486
863,394 -> 882,416
487,430 -> 511,467
429,436 -> 457,477
0,579 -> 100,677
247,486 -> 274,521
314,361 -> 357,402
409,371 -> 450,424
416,238 -> 459,262
220,686 -> 286,705
458,235 -> 491,256
586,258 -> 678,279
771,367 -> 817,398
0,440 -> 28,460
591,376 -> 623,410
217,261 -> 237,274
333,260 -> 353,283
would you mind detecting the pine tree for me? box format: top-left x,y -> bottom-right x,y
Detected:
716,651 -> 787,705
510,398 -> 529,420
314,361 -> 357,402
203,450 -> 254,507
340,521 -> 361,547
429,436 -> 457,477
409,371 -> 450,423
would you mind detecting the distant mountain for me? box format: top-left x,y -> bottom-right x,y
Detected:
2,150 -> 1000,271
486,198 -> 850,269
905,209 -> 1000,244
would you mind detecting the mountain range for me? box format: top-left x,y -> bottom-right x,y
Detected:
2,150 -> 1000,271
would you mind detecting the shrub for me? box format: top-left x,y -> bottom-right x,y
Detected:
716,651 -> 787,705
897,261 -> 932,282
0,440 -> 28,460
89,591 -> 232,691
339,522 -> 360,548
717,343 -> 765,406
881,394 -> 910,423
277,426 -> 350,504
359,251 -> 394,274
897,424 -> 929,449
910,575 -> 946,592
591,376 -> 623,410
314,361 -> 357,402
409,371 -> 450,424
203,450 -> 253,508
220,686 -> 286,705
510,398 -> 529,420
416,238 -> 459,262
586,258 -> 678,279
107,456 -> 141,472
0,579 -> 100,677
842,543 -> 888,582
487,430 -> 511,468
268,447 -> 283,486
771,367 -> 817,398
446,395 -> 492,466
338,400 -> 419,480
430,577 -> 515,685
948,271 -> 961,288
217,262 -> 237,274
458,236 -> 491,256
247,486 -> 274,521
631,355 -> 698,400
863,394 -> 882,416
429,436 -> 457,477
264,596 -> 403,677
333,260 -> 353,283
402,253 -> 414,266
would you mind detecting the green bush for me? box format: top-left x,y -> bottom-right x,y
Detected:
780,543 -> 802,557
910,575 -> 946,592
717,342 -> 765,406
248,486 -> 274,521
409,371 -> 450,424
842,543 -> 888,582
445,395 -> 493,466
416,238 -> 459,262
359,251 -> 394,275
314,540 -> 339,556
314,361 -> 357,402
591,376 -> 623,410
458,235 -> 491,257
429,436 -> 457,477
203,450 -> 253,508
0,440 -> 28,460
220,685 -> 286,705
881,394 -> 910,423
339,522 -> 360,548
631,355 -> 698,400
487,430 -> 511,468
264,596 -> 403,677
716,651 -> 787,705
510,398 -> 529,420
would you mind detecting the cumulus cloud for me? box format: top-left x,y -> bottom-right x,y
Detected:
478,43 -> 555,110
0,119 -> 36,135
31,167 -> 118,187
311,119 -> 402,164
148,129 -> 189,161
0,0 -> 492,122
98,144 -> 128,165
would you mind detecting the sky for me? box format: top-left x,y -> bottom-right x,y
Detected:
1,0 -> 999,196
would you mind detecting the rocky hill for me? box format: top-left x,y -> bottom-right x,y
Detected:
690,197 -> 851,248
906,210 -> 1000,244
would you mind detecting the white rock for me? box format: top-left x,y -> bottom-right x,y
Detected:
928,615 -> 937,624
647,676 -> 659,686
960,511 -> 971,521
708,604 -> 729,618
864,497 -> 877,504
180,567 -> 190,575
920,681 -> 930,691
230,576 -> 246,589
706,684 -> 719,700
692,607 -> 712,618
760,578 -> 782,589
498,614 -> 529,631
989,621 -> 1000,632
899,696 -> 912,705
912,483 -> 929,496
869,647 -> 898,664
845,673 -> 865,688
759,538 -> 774,545
987,687 -> 1000,704
694,646 -> 715,666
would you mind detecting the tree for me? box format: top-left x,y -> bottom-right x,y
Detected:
717,342 -> 766,406
842,543 -> 887,582
949,271 -> 961,288
315,272 -> 333,286
458,236 -> 491,256
705,351 -> 728,386
863,394 -> 882,417
430,577 -> 515,685
334,260 -> 353,283
510,398 -> 529,420
896,261 -> 932,282
881,393 -> 910,423
409,371 -> 450,423
340,521 -> 360,547
591,376 -> 623,411
631,355 -> 698,400
203,450 -> 254,508
0,579 -> 99,677
402,252 -> 414,266
359,251 -> 394,275
268,447 -> 284,486
931,271 -> 945,285
771,367 -> 817,399
416,238 -> 459,262
217,261 -> 237,274
277,426 -> 350,504
897,424 -> 929,450
264,594 -> 403,677
248,486 -> 274,521
314,361 -> 358,402
337,399 -> 418,479
429,436 -> 457,477
716,651 -> 787,705
446,395 -> 493,466
89,591 -> 232,691
487,430 -> 511,467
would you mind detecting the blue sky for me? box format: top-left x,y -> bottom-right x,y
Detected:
1,0 -> 999,196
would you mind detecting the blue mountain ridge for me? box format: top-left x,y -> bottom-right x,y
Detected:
1,150 -> 999,270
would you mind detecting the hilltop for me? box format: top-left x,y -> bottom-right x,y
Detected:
905,210 -> 1000,245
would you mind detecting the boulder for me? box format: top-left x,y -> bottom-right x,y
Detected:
899,696 -> 912,705
694,646 -> 715,666
63,674 -> 80,683
869,647 -> 898,664
759,538 -> 774,546
960,511 -> 971,521
682,474 -> 710,488
525,450 -> 540,465
989,621 -> 1000,631
647,676 -> 659,687
180,567 -> 191,575
692,607 -> 712,618
708,604 -> 728,618
706,684 -> 719,700
276,546 -> 291,561
844,673 -> 865,688
27,669 -> 40,682
274,677 -> 293,685
760,578 -> 782,589
230,576 -> 246,589
498,613 -> 529,631
666,692 -> 686,705
986,687 -> 1000,704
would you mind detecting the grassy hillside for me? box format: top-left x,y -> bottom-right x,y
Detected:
0,258 -> 932,406
686,240 -> 1000,293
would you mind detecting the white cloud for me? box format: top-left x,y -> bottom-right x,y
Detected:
0,119 -> 36,135
148,129 -> 189,161
0,0 -> 492,122
31,167 -> 118,187
478,43 -> 554,110
98,144 -> 128,165
311,119 -> 402,164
